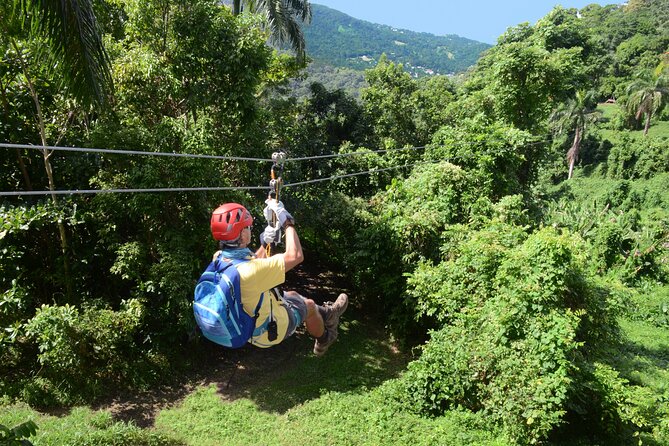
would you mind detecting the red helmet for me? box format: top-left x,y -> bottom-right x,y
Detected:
210,203 -> 253,242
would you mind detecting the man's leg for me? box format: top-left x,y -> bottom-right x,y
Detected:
303,298 -> 325,338
313,293 -> 348,356
283,291 -> 325,338
283,290 -> 348,356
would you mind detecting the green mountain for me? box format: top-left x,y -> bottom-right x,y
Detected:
304,4 -> 492,76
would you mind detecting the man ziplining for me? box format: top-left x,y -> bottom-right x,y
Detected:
194,199 -> 348,356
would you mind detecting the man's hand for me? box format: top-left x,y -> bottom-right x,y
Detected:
263,198 -> 294,228
260,224 -> 281,246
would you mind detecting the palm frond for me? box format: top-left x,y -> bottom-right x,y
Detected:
236,0 -> 309,59
15,0 -> 112,106
281,11 -> 306,58
285,0 -> 311,22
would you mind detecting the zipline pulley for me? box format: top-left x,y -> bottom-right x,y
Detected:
269,151 -> 286,201
265,151 -> 286,255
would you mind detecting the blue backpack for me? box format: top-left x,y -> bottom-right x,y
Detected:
193,257 -> 263,348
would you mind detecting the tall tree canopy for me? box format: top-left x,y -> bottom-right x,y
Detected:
2,0 -> 112,105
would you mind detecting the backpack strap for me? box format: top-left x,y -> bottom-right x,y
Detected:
216,255 -> 265,327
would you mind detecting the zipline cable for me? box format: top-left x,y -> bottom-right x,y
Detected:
287,146 -> 426,162
0,139 -> 551,197
284,156 -> 465,188
0,158 -> 450,197
0,142 -> 429,163
1,134 -> 552,164
0,142 -> 272,162
0,185 -> 268,197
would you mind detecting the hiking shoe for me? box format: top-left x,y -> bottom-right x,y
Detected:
313,293 -> 348,356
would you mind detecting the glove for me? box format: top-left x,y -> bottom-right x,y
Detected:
263,198 -> 294,228
260,224 -> 281,246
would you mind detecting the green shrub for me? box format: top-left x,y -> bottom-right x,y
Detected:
23,301 -> 144,404
542,185 -> 669,284
562,362 -> 664,442
427,119 -> 537,199
406,223 -> 527,324
403,227 -> 623,445
0,282 -> 35,389
606,135 -> 669,180
344,161 -> 481,341
20,377 -> 72,407
591,221 -> 629,270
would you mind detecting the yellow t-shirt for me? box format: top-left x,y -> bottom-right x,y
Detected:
236,255 -> 289,348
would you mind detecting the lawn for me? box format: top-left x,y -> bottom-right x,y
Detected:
597,102 -> 669,142
0,309 -> 511,446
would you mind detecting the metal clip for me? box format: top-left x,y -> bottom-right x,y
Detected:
269,178 -> 283,191
272,151 -> 286,165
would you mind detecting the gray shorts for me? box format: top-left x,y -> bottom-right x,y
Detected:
282,291 -> 307,339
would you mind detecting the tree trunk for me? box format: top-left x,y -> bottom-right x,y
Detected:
16,149 -> 33,190
567,126 -> 582,180
643,112 -> 651,136
233,0 -> 241,15
12,38 -> 73,300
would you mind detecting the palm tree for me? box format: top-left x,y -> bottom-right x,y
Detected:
2,0 -> 112,298
232,0 -> 312,61
6,0 -> 113,105
625,70 -> 669,136
550,90 -> 600,179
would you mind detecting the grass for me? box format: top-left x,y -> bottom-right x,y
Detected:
0,404 -> 181,445
614,285 -> 669,392
597,102 -> 618,121
231,312 -> 411,413
152,311 -> 509,445
154,384 -> 509,446
606,285 -> 669,446
5,295 -> 667,446
0,309 -> 511,446
597,103 -> 669,142
3,252 -> 669,445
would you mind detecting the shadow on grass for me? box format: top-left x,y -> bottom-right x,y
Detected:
603,335 -> 669,388
94,255 -> 408,424
212,307 -> 409,414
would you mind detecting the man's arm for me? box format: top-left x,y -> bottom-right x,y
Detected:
260,199 -> 302,271
282,224 -> 303,272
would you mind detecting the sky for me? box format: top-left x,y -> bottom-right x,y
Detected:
311,0 -> 619,44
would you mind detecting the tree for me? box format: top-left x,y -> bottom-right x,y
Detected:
1,0 -> 113,298
232,0 -> 311,60
550,90 -> 600,179
625,69 -> 669,136
474,38 -> 585,131
412,75 -> 457,143
362,54 -> 419,150
3,0 -> 112,105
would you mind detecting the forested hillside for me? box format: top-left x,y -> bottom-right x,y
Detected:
1,0 -> 669,445
303,4 -> 491,76
290,63 -> 367,99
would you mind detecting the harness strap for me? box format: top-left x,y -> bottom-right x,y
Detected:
216,255 -> 265,328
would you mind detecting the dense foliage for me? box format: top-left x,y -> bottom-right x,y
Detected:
1,0 -> 669,444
